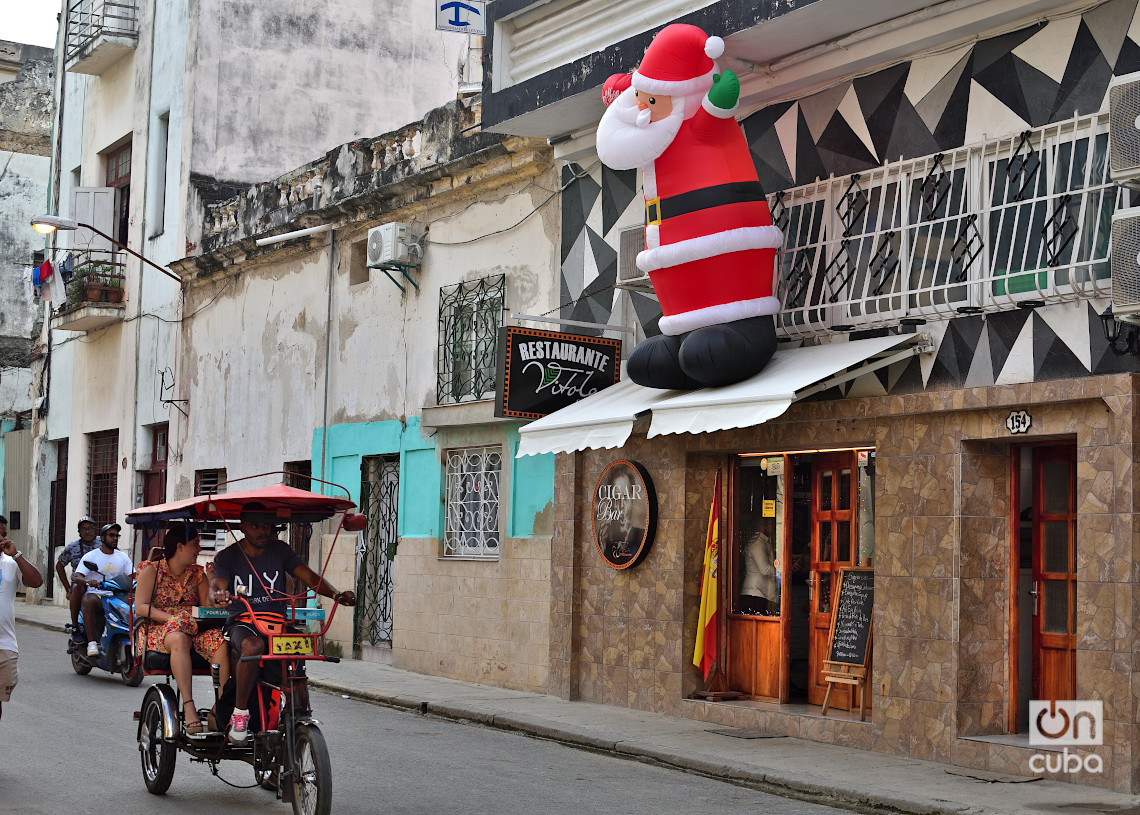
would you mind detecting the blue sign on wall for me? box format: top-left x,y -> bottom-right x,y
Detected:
436,1 -> 486,35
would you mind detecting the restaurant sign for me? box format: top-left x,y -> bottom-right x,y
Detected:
495,326 -> 622,420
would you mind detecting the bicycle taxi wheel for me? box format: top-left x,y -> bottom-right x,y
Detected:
138,689 -> 178,794
291,722 -> 332,815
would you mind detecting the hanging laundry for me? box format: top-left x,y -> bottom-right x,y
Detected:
60,254 -> 74,284
39,258 -> 53,283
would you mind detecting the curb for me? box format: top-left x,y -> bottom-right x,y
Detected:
306,676 -> 976,815
17,617 -> 67,635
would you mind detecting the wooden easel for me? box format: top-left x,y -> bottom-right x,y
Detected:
819,566 -> 873,721
821,661 -> 868,721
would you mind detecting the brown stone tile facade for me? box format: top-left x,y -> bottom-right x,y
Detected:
549,373 -> 1140,791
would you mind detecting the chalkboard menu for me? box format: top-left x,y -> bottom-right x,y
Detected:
825,567 -> 874,667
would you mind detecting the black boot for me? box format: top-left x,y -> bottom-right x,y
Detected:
678,315 -> 777,387
627,333 -> 702,390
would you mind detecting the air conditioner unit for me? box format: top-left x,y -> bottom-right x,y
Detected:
614,224 -> 654,293
367,222 -> 413,266
1111,206 -> 1140,322
1109,71 -> 1140,185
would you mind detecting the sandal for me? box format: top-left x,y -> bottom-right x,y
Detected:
183,700 -> 204,735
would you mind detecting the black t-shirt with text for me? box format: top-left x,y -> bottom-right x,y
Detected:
212,538 -> 305,618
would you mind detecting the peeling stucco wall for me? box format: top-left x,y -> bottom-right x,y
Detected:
0,56 -> 53,155
188,0 -> 466,186
0,51 -> 53,392
172,98 -> 559,691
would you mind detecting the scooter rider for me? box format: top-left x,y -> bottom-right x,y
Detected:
73,524 -> 132,658
56,517 -> 100,641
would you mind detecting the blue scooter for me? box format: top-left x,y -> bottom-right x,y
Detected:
66,562 -> 143,687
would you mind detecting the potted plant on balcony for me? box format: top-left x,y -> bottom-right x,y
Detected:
102,273 -> 124,304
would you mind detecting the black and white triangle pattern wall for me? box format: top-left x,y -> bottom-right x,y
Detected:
743,0 -> 1140,190
560,0 -> 1140,392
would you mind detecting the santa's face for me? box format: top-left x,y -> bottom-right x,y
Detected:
596,86 -> 685,171
634,90 -> 673,122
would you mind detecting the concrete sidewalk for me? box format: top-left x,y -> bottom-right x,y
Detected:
17,599 -> 1140,815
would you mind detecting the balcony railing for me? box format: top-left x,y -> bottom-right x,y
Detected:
65,0 -> 138,74
772,112 -> 1129,339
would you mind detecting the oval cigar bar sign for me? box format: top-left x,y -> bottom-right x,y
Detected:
592,459 -> 657,569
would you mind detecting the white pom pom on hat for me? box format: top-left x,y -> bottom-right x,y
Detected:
705,37 -> 724,60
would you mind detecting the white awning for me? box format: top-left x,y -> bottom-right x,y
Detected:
515,378 -> 679,457
517,334 -> 930,457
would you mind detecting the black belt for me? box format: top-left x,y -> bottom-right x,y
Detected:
645,181 -> 766,226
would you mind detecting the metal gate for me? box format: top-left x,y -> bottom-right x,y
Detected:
354,455 -> 399,651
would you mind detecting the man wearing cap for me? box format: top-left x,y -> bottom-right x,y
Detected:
56,516 -> 101,639
73,523 -> 132,657
0,513 -> 43,723
210,503 -> 354,745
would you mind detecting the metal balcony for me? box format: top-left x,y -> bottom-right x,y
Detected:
65,0 -> 138,75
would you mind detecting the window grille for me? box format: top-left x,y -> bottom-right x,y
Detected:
443,446 -> 501,559
773,112 -> 1122,338
437,274 -> 505,404
194,469 -> 227,548
88,430 -> 118,526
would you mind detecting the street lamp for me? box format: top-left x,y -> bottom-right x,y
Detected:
31,214 -> 182,283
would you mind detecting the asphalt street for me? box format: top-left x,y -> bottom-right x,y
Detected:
0,623 -> 853,815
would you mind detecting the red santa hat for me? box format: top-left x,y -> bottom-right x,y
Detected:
631,24 -> 724,98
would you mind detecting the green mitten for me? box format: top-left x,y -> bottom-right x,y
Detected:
708,69 -> 740,111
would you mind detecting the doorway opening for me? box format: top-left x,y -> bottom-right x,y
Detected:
727,448 -> 874,710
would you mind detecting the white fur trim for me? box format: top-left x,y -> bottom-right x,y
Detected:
637,226 -> 784,273
632,67 -> 716,98
705,37 -> 724,59
645,224 -> 660,250
643,162 -> 658,199
702,96 -> 737,119
659,296 -> 782,335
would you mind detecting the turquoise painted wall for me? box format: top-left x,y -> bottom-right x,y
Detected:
0,420 -> 14,514
311,417 -> 553,542
506,427 -> 554,538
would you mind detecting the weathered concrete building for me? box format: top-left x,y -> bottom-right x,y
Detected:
30,0 -> 473,603
481,0 -> 1140,793
171,98 -> 559,689
0,39 -> 53,547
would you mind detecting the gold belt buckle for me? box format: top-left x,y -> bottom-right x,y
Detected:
645,197 -> 662,226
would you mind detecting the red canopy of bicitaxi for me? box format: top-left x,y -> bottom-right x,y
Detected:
125,483 -> 355,526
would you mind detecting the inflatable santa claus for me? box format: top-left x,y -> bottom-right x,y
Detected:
596,24 -> 783,389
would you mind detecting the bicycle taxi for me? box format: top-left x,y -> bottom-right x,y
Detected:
125,476 -> 365,815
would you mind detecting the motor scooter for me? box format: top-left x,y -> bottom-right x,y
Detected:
66,562 -> 143,687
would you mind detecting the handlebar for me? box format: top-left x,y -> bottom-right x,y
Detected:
232,594 -> 343,639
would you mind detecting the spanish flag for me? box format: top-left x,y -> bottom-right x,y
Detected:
693,470 -> 720,680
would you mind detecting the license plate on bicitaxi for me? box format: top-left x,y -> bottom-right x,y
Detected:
271,636 -> 314,656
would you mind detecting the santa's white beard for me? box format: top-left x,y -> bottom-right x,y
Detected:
596,87 -> 685,171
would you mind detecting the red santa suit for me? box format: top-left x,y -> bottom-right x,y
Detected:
639,104 -> 783,335
598,23 -> 783,338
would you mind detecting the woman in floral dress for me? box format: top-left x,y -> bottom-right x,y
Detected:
135,523 -> 229,734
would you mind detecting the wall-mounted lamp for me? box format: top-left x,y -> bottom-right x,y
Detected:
1100,305 -> 1140,355
31,215 -> 181,283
